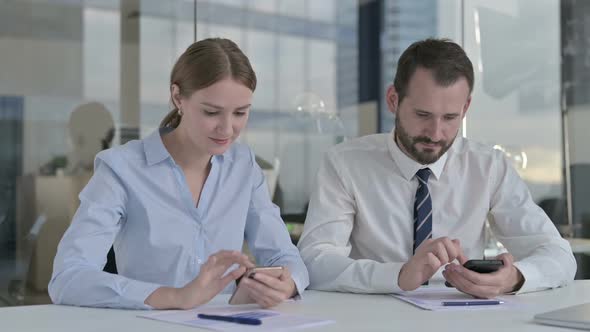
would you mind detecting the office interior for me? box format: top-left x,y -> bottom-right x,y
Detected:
0,0 -> 589,307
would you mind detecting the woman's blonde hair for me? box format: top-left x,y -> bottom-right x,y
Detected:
160,38 -> 257,128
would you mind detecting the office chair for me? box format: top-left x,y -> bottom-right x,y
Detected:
538,197 -> 570,235
0,214 -> 46,306
103,247 -> 117,274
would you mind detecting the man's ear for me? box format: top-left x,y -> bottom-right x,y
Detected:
171,84 -> 183,109
386,84 -> 399,115
462,95 -> 472,119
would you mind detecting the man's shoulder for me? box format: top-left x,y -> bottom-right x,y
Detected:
328,133 -> 390,157
451,137 -> 503,159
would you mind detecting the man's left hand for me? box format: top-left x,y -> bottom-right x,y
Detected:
442,253 -> 524,298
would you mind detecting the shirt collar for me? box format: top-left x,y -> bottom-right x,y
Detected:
143,128 -> 234,166
387,129 -> 449,181
143,128 -> 171,166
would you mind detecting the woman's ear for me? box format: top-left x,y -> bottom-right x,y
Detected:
171,84 -> 183,109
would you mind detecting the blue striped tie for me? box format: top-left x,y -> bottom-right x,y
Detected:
413,168 -> 432,254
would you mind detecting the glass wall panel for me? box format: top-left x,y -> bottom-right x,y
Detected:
0,0 -> 100,306
139,0 -> 194,136
562,0 -> 590,278
0,0 -> 192,306
308,0 -> 335,23
463,0 -> 564,222
379,0 -> 443,131
196,0 -> 358,217
278,0 -> 305,19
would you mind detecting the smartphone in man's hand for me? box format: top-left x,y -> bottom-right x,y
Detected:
445,259 -> 504,287
462,259 -> 504,273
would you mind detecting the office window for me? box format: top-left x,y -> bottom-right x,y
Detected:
278,0 -> 306,19
245,30 -> 277,113
308,0 -> 336,23
463,0 -> 563,216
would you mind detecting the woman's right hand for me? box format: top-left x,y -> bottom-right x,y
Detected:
146,250 -> 254,309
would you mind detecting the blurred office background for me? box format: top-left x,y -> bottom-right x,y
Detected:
0,0 -> 589,305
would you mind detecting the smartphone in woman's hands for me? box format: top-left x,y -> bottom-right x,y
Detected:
228,266 -> 284,305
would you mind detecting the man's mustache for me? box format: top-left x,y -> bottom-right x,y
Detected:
413,137 -> 445,146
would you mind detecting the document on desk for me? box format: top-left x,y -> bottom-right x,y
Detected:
138,305 -> 335,332
391,286 -> 518,311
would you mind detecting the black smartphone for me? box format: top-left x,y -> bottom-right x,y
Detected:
445,259 -> 504,287
463,259 -> 504,273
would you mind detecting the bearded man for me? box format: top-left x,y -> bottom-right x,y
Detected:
297,38 -> 576,298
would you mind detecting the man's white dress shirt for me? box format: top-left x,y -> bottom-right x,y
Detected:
298,132 -> 576,294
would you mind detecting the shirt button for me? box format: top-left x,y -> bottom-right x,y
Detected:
197,258 -> 203,264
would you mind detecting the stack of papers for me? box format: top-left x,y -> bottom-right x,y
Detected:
391,286 -> 518,311
139,305 -> 334,331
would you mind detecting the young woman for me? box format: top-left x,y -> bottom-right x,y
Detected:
49,38 -> 309,309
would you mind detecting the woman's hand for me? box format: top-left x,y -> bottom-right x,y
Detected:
146,250 -> 254,309
239,266 -> 297,308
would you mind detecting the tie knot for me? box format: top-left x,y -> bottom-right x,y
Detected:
416,168 -> 431,182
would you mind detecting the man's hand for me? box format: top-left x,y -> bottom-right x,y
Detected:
398,237 -> 467,291
443,253 -> 524,298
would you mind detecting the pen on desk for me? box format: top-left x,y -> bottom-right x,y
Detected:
197,313 -> 262,325
442,300 -> 503,306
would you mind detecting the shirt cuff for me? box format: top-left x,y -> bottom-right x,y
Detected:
120,279 -> 163,309
289,267 -> 308,300
372,262 -> 405,293
512,260 -> 546,294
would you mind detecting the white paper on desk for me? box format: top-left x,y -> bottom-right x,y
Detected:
391,286 -> 519,311
138,305 -> 334,332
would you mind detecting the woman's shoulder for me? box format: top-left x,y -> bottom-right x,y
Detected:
95,139 -> 145,169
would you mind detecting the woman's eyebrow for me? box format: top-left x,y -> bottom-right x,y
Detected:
200,102 -> 251,111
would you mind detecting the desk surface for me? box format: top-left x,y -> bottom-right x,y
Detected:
2,280 -> 590,332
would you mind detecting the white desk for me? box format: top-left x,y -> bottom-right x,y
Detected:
2,280 -> 590,332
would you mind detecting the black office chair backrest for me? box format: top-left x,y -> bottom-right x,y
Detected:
103,246 -> 117,274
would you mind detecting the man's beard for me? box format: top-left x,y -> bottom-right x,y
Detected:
394,115 -> 455,164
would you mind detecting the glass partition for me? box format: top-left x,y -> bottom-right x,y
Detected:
0,0 -> 192,306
